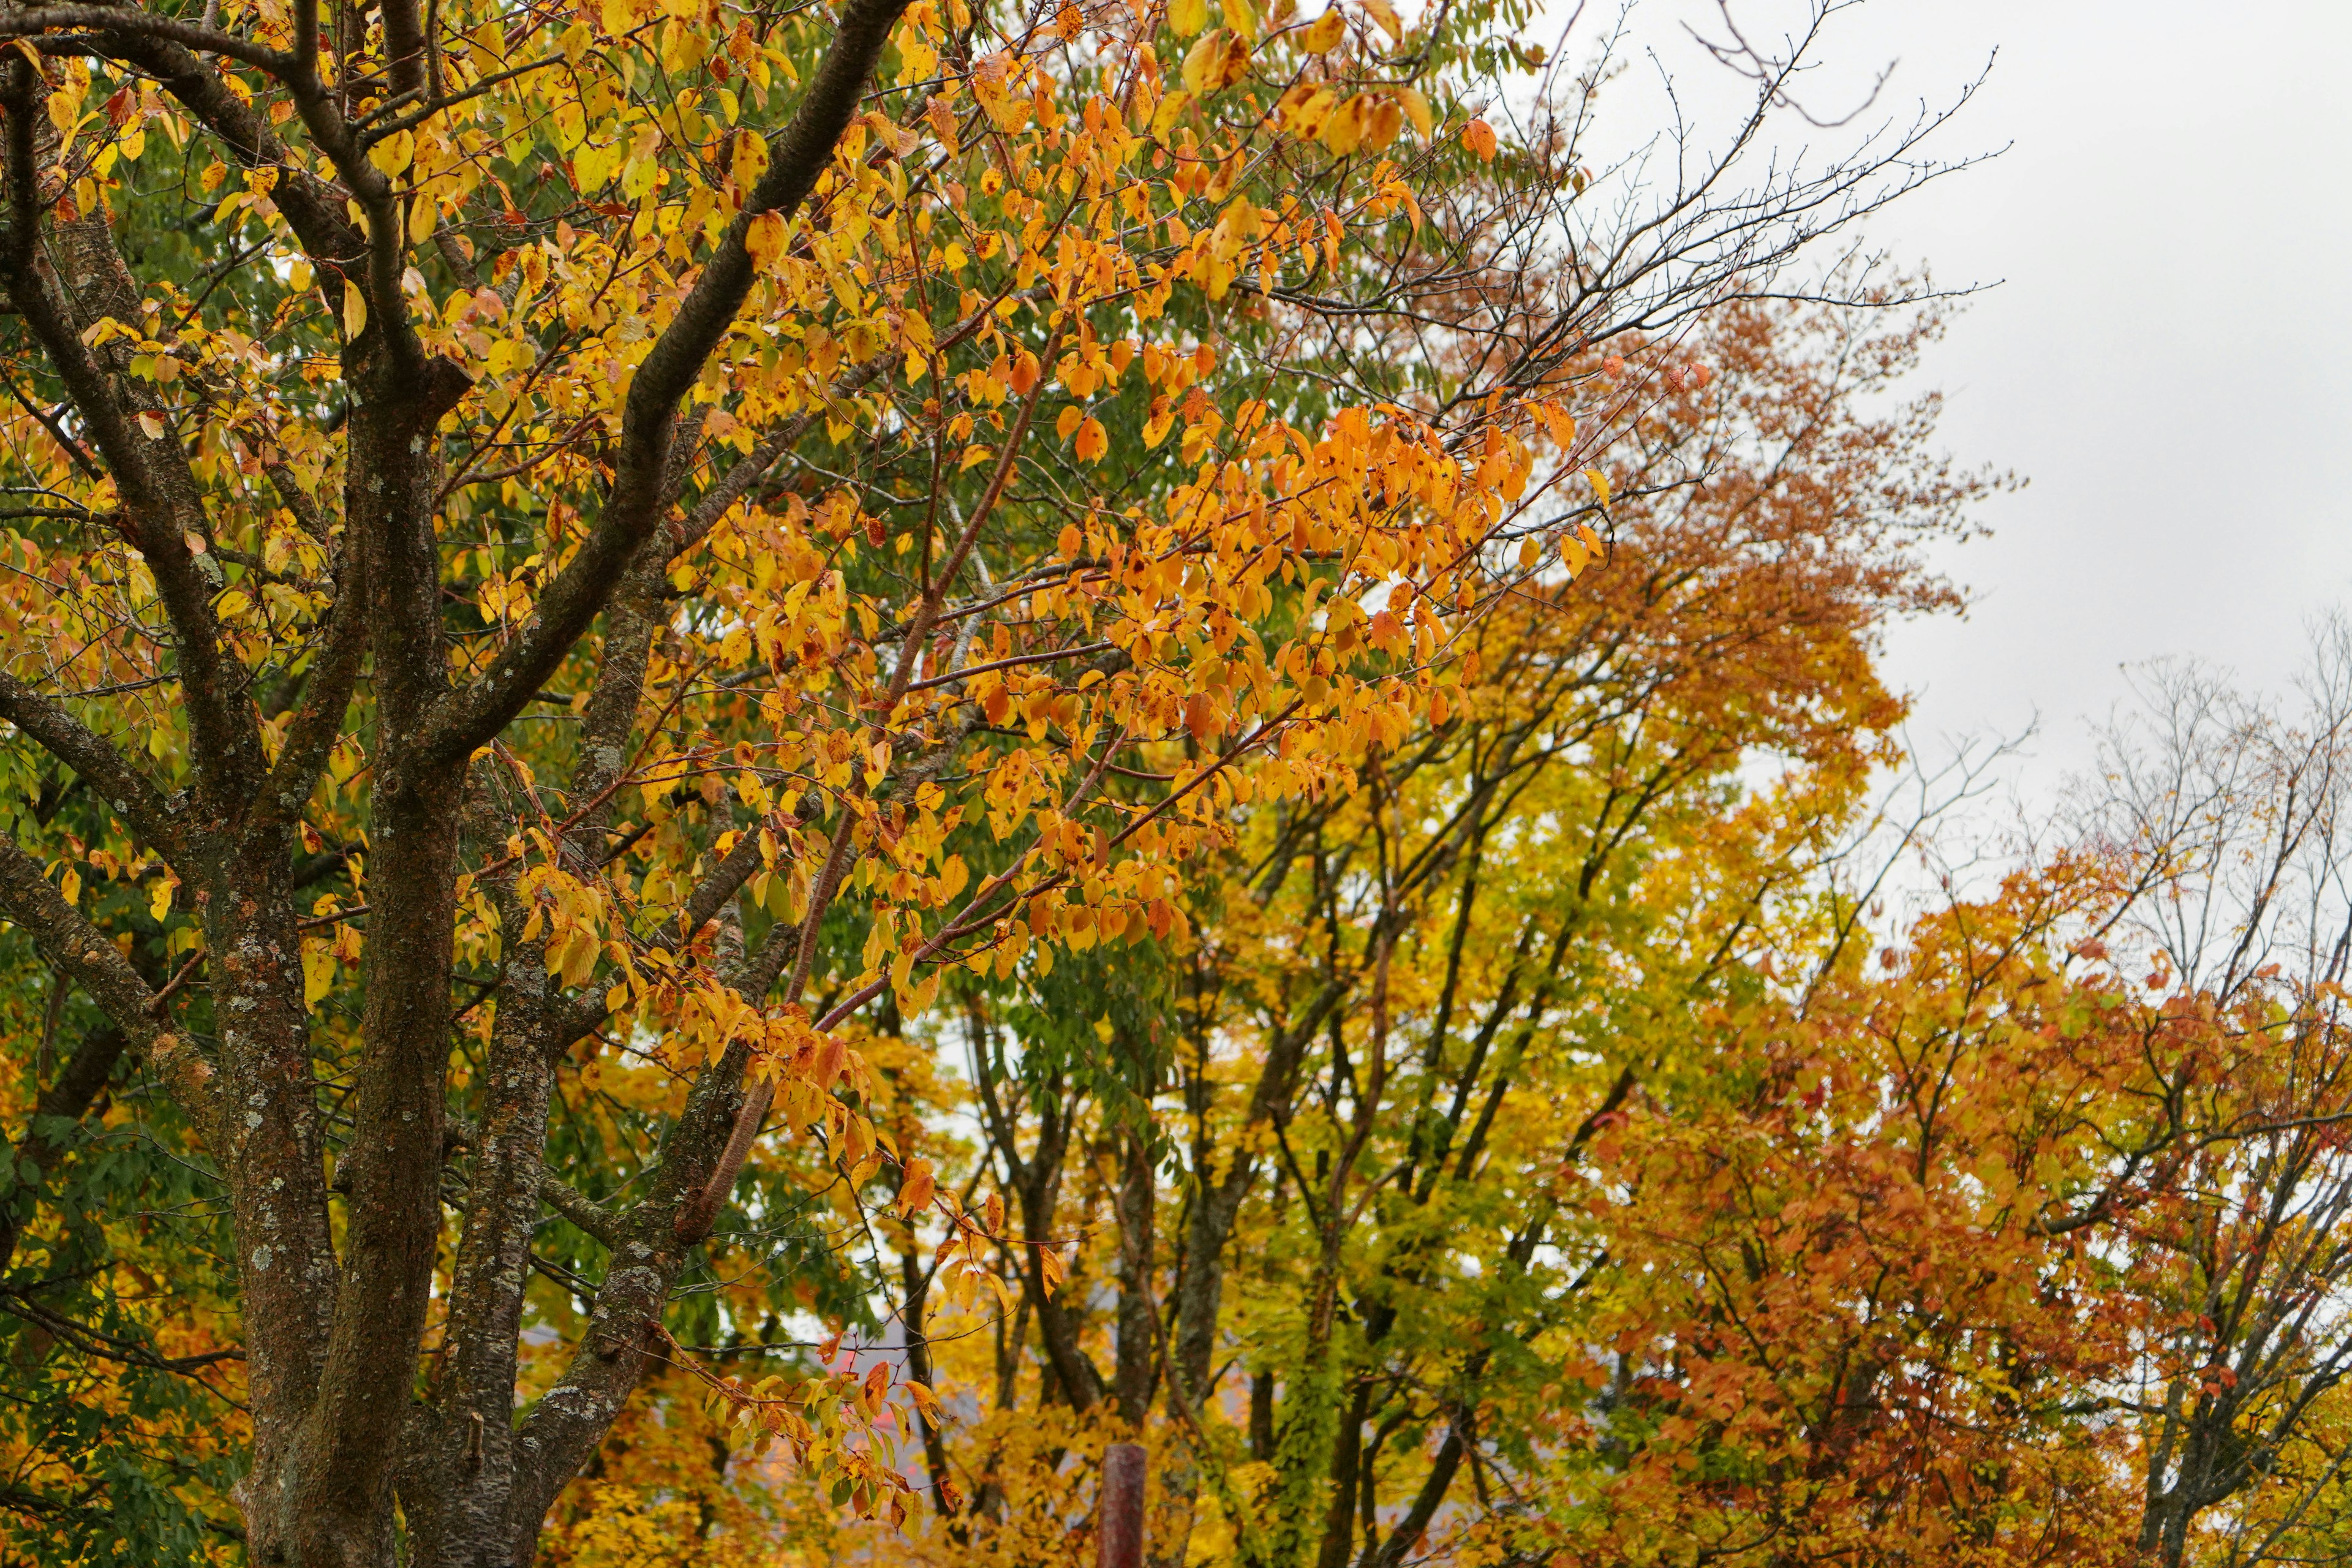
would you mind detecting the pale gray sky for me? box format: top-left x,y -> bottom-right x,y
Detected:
1588,1 -> 2352,794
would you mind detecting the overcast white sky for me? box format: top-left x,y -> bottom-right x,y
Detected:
1575,1 -> 2352,798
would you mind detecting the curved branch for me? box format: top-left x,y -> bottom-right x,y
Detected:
257,553 -> 367,831
2,4 -> 293,74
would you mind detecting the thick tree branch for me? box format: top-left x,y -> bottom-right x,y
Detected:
404,877 -> 560,1567
669,323 -> 1057,1240
2,4 -> 295,74
507,1036 -> 755,1534
1359,1420 -> 1464,1568
257,600 -> 368,831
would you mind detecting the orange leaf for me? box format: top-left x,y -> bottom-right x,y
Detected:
898,1157 -> 937,1216
1186,691 -> 1224,745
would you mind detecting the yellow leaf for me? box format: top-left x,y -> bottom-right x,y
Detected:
1183,29 -> 1227,96
303,938 -> 333,1008
1463,118 -> 1498,162
1361,0 -> 1401,41
1183,29 -> 1248,94
1057,405 -> 1084,440
1169,0 -> 1208,34
1280,85 -> 1337,138
1221,0 -> 1257,40
734,129 -> 770,189
1152,89 -> 1192,140
560,929 -> 598,989
342,285 -> 367,341
368,129 -> 415,176
1396,85 -> 1432,138
744,209 -> 787,272
620,150 -> 660,200
1301,9 -> 1344,50
1320,96 -> 1363,155
1076,417 -> 1109,464
1186,690 -> 1224,744
1584,466 -> 1611,508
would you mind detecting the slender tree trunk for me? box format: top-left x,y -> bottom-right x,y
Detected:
901,1247 -> 957,1513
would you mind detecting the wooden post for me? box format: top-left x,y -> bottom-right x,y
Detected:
1099,1441 -> 1146,1568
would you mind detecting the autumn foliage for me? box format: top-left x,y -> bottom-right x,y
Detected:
4,0 -> 2335,1564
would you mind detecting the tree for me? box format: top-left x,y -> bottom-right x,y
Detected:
820,281 -> 1989,1568
1569,623 -> 2352,1568
2066,633 -> 2352,1568
0,0 -> 1969,1562
1588,857 -> 2151,1568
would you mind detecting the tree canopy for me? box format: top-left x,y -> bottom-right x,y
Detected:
19,1 -> 2340,1567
